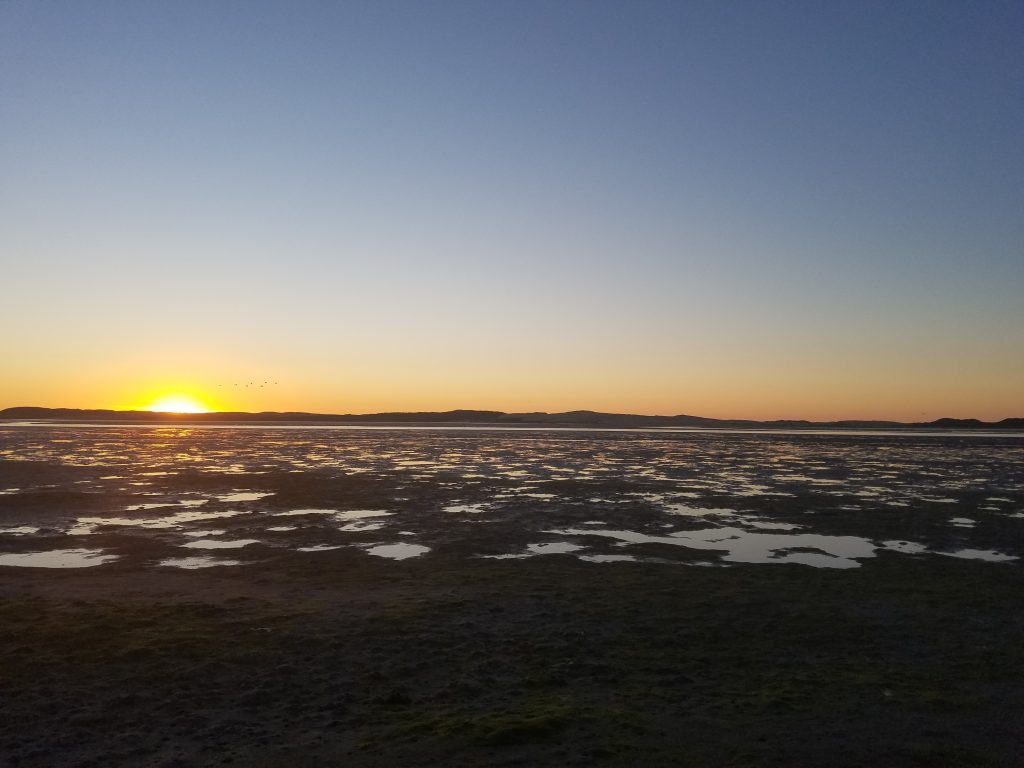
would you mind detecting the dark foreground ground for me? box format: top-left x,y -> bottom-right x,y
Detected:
2,550 -> 1022,767
1,425 -> 1022,766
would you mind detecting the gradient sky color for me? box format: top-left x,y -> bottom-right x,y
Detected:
2,1 -> 1022,420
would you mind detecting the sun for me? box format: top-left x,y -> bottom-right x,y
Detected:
143,394 -> 212,414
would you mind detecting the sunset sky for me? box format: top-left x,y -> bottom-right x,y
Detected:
2,1 -> 1021,420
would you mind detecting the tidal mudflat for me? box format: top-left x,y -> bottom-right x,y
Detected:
1,423 -> 1022,766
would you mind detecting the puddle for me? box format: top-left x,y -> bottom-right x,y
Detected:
365,543 -> 430,560
181,539 -> 260,549
215,491 -> 271,502
266,526 -> 297,532
67,509 -> 242,535
444,504 -> 487,514
169,509 -> 244,524
938,548 -> 1017,563
742,520 -> 801,530
297,544 -> 344,552
882,540 -> 929,554
949,517 -> 976,528
158,556 -> 243,569
487,541 -> 584,559
336,509 -> 392,521
339,522 -> 385,532
0,526 -> 41,535
768,550 -> 859,568
0,548 -> 117,568
881,541 -> 1015,562
69,516 -> 178,534
666,505 -> 736,517
578,554 -> 638,563
546,527 -> 878,569
126,499 -> 208,511
528,542 -> 583,555
274,509 -> 392,524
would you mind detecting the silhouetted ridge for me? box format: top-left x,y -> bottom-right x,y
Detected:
1,407 -> 1021,430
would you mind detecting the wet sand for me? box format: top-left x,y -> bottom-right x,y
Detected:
1,425 -> 1022,766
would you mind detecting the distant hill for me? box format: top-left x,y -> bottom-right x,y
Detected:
1,406 -> 1022,430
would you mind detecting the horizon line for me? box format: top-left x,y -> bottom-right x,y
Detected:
2,405 -> 1022,426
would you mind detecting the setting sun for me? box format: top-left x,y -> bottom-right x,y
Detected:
143,394 -> 212,414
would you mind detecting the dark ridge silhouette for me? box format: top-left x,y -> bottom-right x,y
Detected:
1,407 -> 1021,430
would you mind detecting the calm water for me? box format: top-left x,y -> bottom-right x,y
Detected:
0,423 -> 1021,569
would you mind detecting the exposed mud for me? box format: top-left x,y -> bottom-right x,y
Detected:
1,424 -> 1022,766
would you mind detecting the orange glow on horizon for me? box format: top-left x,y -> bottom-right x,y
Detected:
5,353 -> 1020,423
142,394 -> 213,414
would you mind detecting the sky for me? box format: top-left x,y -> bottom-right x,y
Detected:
1,0 -> 1022,420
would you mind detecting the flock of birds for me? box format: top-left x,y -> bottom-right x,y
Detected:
217,382 -> 280,389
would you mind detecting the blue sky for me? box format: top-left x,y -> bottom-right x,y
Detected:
2,1 -> 1021,418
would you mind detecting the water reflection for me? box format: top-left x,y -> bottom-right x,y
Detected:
938,548 -> 1017,563
158,556 -> 243,569
335,510 -> 392,521
444,503 -> 487,514
545,527 -> 877,568
67,508 -> 242,535
126,499 -> 208,511
487,541 -> 585,559
215,491 -> 271,502
181,538 -> 260,549
0,526 -> 40,535
339,521 -> 386,532
365,543 -> 429,560
0,548 -> 116,568
1,423 -> 1021,571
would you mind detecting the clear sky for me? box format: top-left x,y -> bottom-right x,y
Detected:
2,0 -> 1022,420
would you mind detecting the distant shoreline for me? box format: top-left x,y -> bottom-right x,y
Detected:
1,406 -> 1021,431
